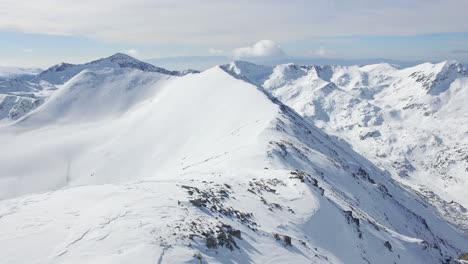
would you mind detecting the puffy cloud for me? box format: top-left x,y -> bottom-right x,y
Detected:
232,40 -> 285,58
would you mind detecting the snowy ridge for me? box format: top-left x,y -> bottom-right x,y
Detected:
18,68 -> 174,125
0,62 -> 466,263
224,60 -> 468,232
0,54 -> 198,124
403,61 -> 467,95
33,53 -> 197,85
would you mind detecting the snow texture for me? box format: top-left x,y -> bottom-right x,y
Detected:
0,54 -> 467,264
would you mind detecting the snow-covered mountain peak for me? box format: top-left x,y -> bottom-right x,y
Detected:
405,60 -> 465,77
272,63 -> 308,77
41,62 -> 76,73
439,60 -> 464,70
220,61 -> 273,85
226,60 -> 270,73
437,60 -> 467,82
107,52 -> 137,61
1,57 -> 468,263
89,53 -> 172,73
90,52 -> 142,66
221,60 -> 468,232
401,60 -> 467,95
360,63 -> 400,73
0,55 -> 201,124
33,53 -> 194,85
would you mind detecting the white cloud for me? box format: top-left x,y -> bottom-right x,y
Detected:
124,48 -> 138,55
233,40 -> 285,58
1,0 -> 467,46
21,48 -> 33,53
208,48 -> 223,55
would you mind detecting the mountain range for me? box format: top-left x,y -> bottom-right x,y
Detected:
0,53 -> 467,264
146,56 -> 423,71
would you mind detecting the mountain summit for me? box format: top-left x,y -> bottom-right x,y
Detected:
0,57 -> 467,263
33,53 -> 195,85
224,60 -> 468,232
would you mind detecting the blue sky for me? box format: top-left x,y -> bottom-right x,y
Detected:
1,0 -> 468,67
0,31 -> 204,67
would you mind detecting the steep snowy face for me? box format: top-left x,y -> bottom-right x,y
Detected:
226,61 -> 468,228
220,61 -> 273,85
0,64 -> 467,264
19,68 -> 175,125
402,61 -> 467,95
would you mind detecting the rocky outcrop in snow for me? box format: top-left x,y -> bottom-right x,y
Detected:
0,63 -> 466,264
224,60 -> 468,233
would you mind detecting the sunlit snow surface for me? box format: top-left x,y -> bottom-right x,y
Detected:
224,61 -> 468,230
0,56 -> 467,263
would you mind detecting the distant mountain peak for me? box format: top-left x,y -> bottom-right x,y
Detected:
34,53 -> 197,85
92,52 -> 141,64
109,52 -> 134,59
43,62 -> 75,73
439,60 -> 465,74
405,60 -> 467,94
1,58 -> 467,264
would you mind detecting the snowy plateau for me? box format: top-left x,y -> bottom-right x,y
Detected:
0,53 -> 467,264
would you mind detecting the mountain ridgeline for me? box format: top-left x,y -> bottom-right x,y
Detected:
0,54 -> 467,264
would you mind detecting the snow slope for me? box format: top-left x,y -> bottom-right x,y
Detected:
19,68 -> 174,125
0,78 -> 56,124
0,63 -> 467,263
223,60 -> 468,231
0,54 -> 198,124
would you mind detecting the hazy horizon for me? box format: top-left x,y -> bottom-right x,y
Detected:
1,52 -> 465,72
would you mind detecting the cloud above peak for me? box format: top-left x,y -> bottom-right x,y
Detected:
233,40 -> 285,58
